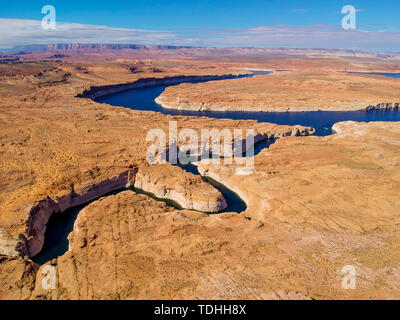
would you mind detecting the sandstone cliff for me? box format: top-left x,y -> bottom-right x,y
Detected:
134,164 -> 227,212
155,71 -> 400,112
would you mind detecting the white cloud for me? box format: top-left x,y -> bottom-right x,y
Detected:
189,25 -> 400,52
0,19 -> 179,48
1,18 -> 400,52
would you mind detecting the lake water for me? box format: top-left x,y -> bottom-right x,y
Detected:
34,71 -> 399,264
96,71 -> 400,136
32,186 -> 191,265
33,180 -> 247,265
351,72 -> 400,79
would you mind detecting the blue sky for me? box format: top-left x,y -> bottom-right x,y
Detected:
1,0 -> 400,51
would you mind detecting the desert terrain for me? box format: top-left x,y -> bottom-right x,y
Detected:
156,71 -> 400,112
0,46 -> 400,299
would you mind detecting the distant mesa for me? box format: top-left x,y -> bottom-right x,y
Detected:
6,43 -> 196,53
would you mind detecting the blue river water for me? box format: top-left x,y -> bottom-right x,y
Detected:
96,71 -> 400,136
33,71 -> 399,265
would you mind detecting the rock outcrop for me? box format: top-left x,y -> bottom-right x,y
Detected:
28,191 -> 318,300
134,164 -> 227,212
365,102 -> 400,111
78,74 -> 247,100
156,71 -> 400,112
20,170 -> 137,258
0,256 -> 38,300
13,163 -> 229,259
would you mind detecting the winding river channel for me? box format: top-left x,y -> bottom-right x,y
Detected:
96,71 -> 400,136
33,71 -> 400,264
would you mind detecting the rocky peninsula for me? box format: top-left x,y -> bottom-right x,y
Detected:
156,71 -> 400,112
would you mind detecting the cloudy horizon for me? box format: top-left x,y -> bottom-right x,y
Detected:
1,18 -> 400,53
